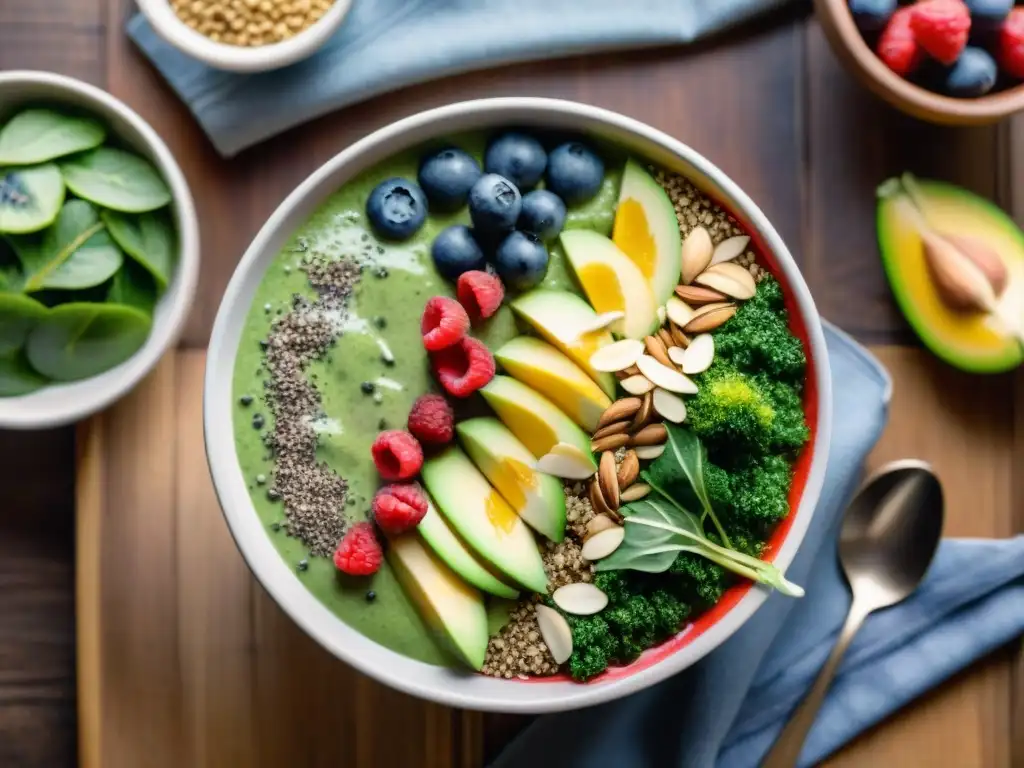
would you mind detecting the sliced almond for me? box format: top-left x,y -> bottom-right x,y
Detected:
644,334 -> 673,368
565,310 -> 625,342
630,390 -> 654,431
592,420 -> 630,441
665,296 -> 696,328
680,225 -> 713,284
580,527 -> 625,562
589,338 -> 645,372
669,322 -> 690,348
590,433 -> 630,453
631,423 -> 668,446
667,345 -> 686,366
589,477 -> 618,521
709,235 -> 751,266
675,284 -> 728,305
535,442 -> 597,480
616,450 -> 639,488
634,445 -> 666,460
586,514 -> 618,538
682,303 -> 736,334
652,388 -> 687,423
619,375 -> 654,396
636,354 -> 698,395
680,333 -> 715,374
535,604 -> 573,664
620,482 -> 651,502
552,583 -> 609,615
596,397 -> 642,429
598,451 -> 620,511
694,262 -> 757,300
656,327 -> 676,352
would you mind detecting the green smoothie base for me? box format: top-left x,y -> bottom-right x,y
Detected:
232,133 -> 622,666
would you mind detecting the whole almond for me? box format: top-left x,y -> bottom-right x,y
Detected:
669,322 -> 691,348
620,482 -> 651,502
589,478 -> 620,522
682,303 -> 737,333
920,230 -> 997,313
592,420 -> 630,441
644,334 -> 673,368
945,235 -> 1007,297
586,514 -> 618,538
591,433 -> 631,453
675,284 -> 728,305
630,390 -> 654,431
598,451 -> 619,510
616,450 -> 639,488
681,225 -> 713,284
657,327 -> 676,351
596,397 -> 642,429
630,423 -> 668,446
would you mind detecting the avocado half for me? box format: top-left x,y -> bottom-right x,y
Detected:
876,174 -> 1024,373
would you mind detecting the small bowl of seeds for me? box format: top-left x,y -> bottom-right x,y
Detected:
136,0 -> 353,73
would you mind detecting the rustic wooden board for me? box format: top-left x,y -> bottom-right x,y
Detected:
75,347 -> 1020,768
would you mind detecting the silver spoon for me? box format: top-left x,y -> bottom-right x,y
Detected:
761,460 -> 944,768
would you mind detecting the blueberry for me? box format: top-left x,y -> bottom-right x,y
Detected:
493,231 -> 549,290
468,173 -> 522,234
944,47 -> 998,97
365,177 -> 428,240
431,225 -> 487,280
545,142 -> 604,205
848,0 -> 896,33
518,189 -> 567,241
417,147 -> 482,212
484,132 -> 547,190
965,0 -> 1013,32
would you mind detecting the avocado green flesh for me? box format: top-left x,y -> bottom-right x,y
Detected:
417,499 -> 520,599
421,446 -> 548,594
877,177 -> 1024,373
457,417 -> 567,543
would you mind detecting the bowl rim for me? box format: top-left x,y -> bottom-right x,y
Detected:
134,0 -> 354,73
814,0 -> 1024,123
0,70 -> 200,430
203,97 -> 833,713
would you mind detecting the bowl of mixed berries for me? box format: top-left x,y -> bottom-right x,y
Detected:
816,0 -> 1024,123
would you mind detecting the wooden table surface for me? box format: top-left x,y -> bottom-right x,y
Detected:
1,2 -> 1022,767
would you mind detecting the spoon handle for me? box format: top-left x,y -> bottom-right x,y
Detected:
761,603 -> 870,768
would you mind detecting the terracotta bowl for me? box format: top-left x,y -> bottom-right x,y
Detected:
815,0 -> 1024,124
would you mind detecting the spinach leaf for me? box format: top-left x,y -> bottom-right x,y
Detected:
60,147 -> 171,213
11,200 -> 123,291
0,350 -> 48,396
0,109 -> 106,165
0,292 -> 48,355
102,209 -> 175,289
0,164 -> 65,234
107,259 -> 157,314
597,499 -> 688,573
643,423 -> 732,547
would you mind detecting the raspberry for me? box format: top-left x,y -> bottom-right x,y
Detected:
430,336 -> 496,398
372,483 -> 429,535
998,8 -> 1024,79
456,271 -> 504,323
421,296 -> 470,351
407,394 -> 455,445
371,430 -> 424,481
878,7 -> 925,75
333,522 -> 383,576
911,0 -> 971,65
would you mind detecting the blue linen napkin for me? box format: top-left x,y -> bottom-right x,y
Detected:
492,322 -> 1024,768
127,0 -> 791,157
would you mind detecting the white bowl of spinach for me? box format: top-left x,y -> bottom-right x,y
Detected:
0,71 -> 199,429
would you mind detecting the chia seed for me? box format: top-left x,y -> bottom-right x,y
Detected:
297,559 -> 309,571
365,590 -> 376,602
239,395 -> 253,406
360,381 -> 375,394
252,414 -> 265,430
373,316 -> 387,329
377,418 -> 388,430
375,267 -> 388,278
256,473 -> 267,485
267,488 -> 281,502
270,522 -> 281,532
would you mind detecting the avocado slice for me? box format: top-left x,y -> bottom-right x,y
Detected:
877,174 -> 1024,373
417,497 -> 519,599
421,446 -> 548,594
457,417 -> 567,543
387,531 -> 489,670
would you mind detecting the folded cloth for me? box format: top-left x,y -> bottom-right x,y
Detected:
492,322 -> 1024,768
127,0 -> 791,157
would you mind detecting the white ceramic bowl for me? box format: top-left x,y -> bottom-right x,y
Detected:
135,0 -> 353,73
0,71 -> 199,430
205,98 -> 833,713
